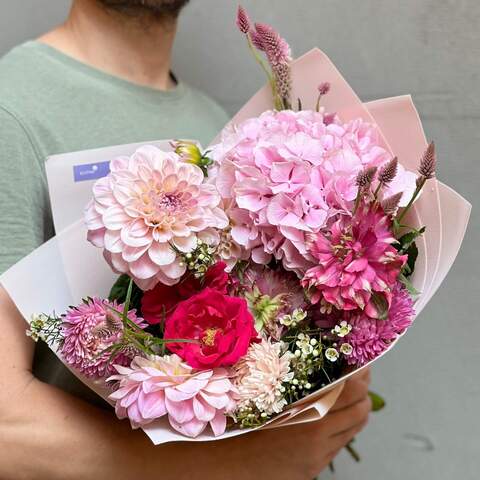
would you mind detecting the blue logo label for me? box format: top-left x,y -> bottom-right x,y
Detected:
73,161 -> 111,182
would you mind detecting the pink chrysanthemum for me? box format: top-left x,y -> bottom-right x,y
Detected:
212,110 -> 414,273
108,354 -> 237,438
61,297 -> 145,379
85,146 -> 228,290
302,203 -> 407,318
341,283 -> 415,366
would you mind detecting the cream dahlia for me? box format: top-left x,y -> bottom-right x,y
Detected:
234,339 -> 294,415
85,146 -> 228,290
108,354 -> 237,438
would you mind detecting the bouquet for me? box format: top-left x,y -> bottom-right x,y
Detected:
1,6 -> 470,447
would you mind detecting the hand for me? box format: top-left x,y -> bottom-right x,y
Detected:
209,368 -> 372,480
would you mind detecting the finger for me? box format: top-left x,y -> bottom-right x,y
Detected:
358,367 -> 371,384
323,397 -> 371,434
329,416 -> 369,452
331,378 -> 369,412
351,367 -> 371,385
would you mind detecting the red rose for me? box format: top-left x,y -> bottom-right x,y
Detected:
164,288 -> 257,369
141,262 -> 229,325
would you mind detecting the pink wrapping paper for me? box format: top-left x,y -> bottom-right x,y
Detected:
0,48 -> 471,444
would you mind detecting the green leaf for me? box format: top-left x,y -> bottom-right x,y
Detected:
405,241 -> 418,277
108,274 -> 143,312
398,273 -> 420,297
370,292 -> 389,320
123,279 -> 133,316
395,226 -> 425,278
368,391 -> 386,412
397,226 -> 426,252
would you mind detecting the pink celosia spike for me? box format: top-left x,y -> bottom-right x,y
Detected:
317,82 -> 331,96
249,29 -> 265,51
418,141 -> 436,179
378,156 -> 399,184
254,22 -> 291,64
381,191 -> 403,215
236,5 -> 251,34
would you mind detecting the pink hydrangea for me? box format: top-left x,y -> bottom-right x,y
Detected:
212,110 -> 415,273
61,297 -> 145,379
108,354 -> 237,438
302,203 -> 407,318
85,146 -> 228,290
341,283 -> 415,366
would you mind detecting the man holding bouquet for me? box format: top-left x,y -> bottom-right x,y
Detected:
0,1 -> 372,478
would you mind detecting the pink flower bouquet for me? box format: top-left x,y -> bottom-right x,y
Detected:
1,6 -> 470,449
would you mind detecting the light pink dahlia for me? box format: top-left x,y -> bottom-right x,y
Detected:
302,203 -> 407,318
341,283 -> 415,366
212,110 -> 414,273
61,297 -> 145,379
108,354 -> 237,438
85,146 -> 228,290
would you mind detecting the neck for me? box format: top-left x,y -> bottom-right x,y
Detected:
39,0 -> 177,90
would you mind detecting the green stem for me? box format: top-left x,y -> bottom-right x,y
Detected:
345,442 -> 361,462
321,367 -> 332,383
315,93 -> 322,113
352,189 -> 362,216
396,177 -> 426,226
246,35 -> 283,110
247,35 -> 274,86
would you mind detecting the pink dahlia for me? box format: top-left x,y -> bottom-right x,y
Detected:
212,110 -> 415,273
61,297 -> 145,379
85,146 -> 228,290
108,354 -> 237,438
341,283 -> 415,366
302,203 -> 407,318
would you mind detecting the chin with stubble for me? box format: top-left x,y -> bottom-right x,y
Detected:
97,0 -> 190,18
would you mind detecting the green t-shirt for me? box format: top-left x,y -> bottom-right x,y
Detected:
0,41 -> 229,402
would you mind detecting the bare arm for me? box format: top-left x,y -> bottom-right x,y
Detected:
0,286 -> 185,479
0,286 -> 371,480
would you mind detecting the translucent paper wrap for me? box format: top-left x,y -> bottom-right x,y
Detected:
0,49 -> 471,444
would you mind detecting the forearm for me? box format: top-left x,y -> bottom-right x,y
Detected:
0,285 -> 215,480
0,375 -> 194,480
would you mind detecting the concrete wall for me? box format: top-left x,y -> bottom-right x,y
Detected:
1,1 -> 479,478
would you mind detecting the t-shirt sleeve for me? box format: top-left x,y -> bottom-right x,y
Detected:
0,107 -> 52,274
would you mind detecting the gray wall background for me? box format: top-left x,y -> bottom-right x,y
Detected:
1,1 -> 479,478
